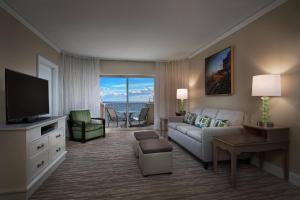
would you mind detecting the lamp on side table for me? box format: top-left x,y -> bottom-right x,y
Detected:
176,88 -> 188,116
252,74 -> 281,127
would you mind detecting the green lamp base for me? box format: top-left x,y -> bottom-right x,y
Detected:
258,96 -> 274,127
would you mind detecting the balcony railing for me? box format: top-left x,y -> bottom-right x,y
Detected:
100,102 -> 154,128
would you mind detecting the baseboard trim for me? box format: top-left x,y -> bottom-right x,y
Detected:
251,157 -> 300,187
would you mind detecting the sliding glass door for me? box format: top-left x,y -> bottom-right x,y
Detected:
100,76 -> 154,128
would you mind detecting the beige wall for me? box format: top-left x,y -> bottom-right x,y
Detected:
189,0 -> 300,174
0,7 -> 61,123
100,60 -> 156,76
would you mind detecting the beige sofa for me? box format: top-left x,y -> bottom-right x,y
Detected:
168,108 -> 245,169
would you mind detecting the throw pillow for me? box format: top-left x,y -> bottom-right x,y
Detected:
183,112 -> 190,123
213,119 -> 229,127
194,114 -> 203,127
196,116 -> 211,128
187,113 -> 197,124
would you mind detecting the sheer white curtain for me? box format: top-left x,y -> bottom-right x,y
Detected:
154,59 -> 190,129
59,53 -> 100,117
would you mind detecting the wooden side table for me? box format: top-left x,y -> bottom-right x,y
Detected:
213,124 -> 289,188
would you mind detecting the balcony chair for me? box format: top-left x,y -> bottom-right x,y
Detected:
106,107 -> 126,127
129,107 -> 150,127
68,110 -> 105,143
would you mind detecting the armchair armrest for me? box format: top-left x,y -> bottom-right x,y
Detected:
91,118 -> 106,138
67,119 -> 86,142
168,116 -> 184,123
91,117 -> 105,124
201,126 -> 243,162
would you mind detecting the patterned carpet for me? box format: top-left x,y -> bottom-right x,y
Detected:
31,130 -> 300,200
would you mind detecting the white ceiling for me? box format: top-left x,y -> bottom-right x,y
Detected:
4,0 -> 276,61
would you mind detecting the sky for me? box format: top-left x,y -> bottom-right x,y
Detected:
205,47 -> 230,76
100,77 -> 154,102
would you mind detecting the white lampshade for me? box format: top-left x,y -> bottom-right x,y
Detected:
176,88 -> 188,100
252,74 -> 281,97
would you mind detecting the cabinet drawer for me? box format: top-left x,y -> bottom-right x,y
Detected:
29,136 -> 49,158
28,150 -> 49,181
49,129 -> 65,145
49,141 -> 65,162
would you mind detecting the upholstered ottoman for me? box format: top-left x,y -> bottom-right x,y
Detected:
133,131 -> 159,157
138,139 -> 173,176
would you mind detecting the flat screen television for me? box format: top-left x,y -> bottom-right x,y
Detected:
5,69 -> 49,124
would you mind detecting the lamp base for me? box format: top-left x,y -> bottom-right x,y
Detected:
257,121 -> 274,127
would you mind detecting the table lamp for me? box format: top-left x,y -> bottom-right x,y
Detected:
252,74 -> 281,127
176,88 -> 188,113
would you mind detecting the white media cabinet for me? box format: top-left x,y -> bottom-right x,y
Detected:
0,116 -> 67,200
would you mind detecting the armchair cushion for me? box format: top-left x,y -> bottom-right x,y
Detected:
70,110 -> 91,123
73,129 -> 104,140
72,123 -> 104,132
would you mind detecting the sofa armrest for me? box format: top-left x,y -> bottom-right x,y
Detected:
201,126 -> 243,162
168,116 -> 184,122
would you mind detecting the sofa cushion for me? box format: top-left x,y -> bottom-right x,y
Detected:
201,108 -> 218,119
176,125 -> 193,134
192,108 -> 203,115
168,122 -> 189,129
216,109 -> 244,126
186,129 -> 202,142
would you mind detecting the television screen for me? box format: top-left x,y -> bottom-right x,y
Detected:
5,69 -> 49,123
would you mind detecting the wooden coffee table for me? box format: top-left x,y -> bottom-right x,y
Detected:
213,124 -> 289,188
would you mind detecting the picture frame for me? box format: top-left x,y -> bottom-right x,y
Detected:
205,46 -> 234,95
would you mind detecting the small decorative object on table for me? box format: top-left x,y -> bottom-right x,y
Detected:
252,74 -> 281,127
176,88 -> 188,114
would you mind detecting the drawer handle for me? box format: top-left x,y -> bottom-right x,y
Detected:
37,161 -> 44,168
37,144 -> 45,150
56,134 -> 61,138
56,147 -> 61,153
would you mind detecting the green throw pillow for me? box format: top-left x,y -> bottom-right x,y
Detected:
183,113 -> 190,123
196,116 -> 211,128
186,113 -> 197,124
194,114 -> 203,127
213,119 -> 229,127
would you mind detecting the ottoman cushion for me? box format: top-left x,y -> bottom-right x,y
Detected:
139,139 -> 173,154
134,131 -> 159,140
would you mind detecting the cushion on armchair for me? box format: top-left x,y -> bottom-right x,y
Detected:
70,110 -> 92,123
72,123 -> 104,132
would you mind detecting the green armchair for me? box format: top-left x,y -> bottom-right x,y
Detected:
68,110 -> 105,143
